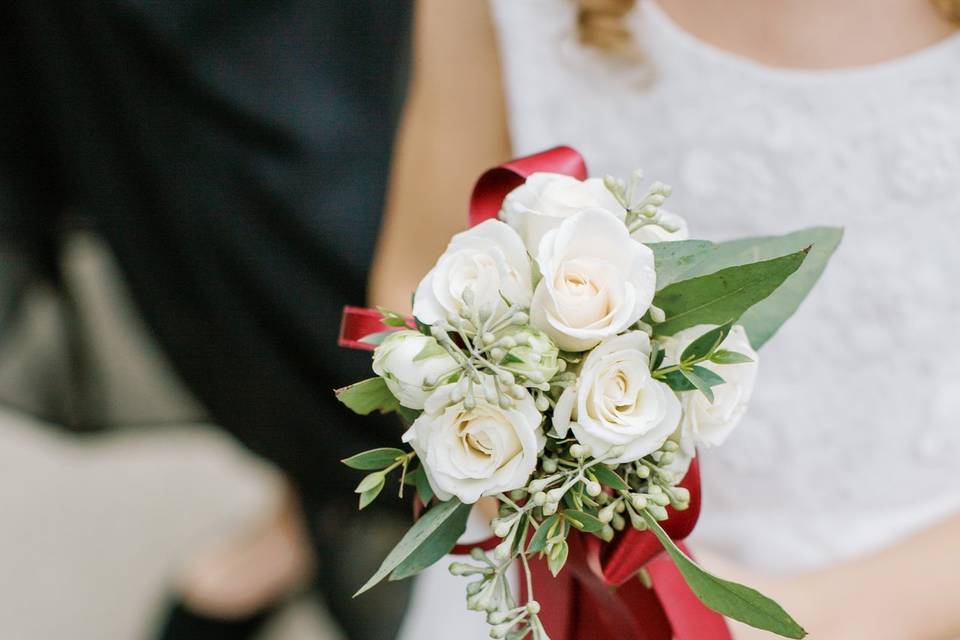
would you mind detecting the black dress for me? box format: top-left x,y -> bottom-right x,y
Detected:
1,1 -> 414,637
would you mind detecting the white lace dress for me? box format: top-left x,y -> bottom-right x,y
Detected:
398,2 -> 960,637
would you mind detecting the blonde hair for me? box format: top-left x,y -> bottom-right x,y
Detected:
577,0 -> 960,56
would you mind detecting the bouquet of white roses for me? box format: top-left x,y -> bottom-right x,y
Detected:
336,147 -> 839,640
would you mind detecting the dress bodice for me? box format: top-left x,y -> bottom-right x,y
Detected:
490,0 -> 960,573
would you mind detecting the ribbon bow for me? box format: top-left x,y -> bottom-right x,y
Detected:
340,147 -> 731,640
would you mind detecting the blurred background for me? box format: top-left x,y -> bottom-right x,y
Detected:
1,1 -> 414,639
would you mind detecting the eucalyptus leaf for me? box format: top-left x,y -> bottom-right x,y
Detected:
547,540 -> 569,577
653,249 -> 808,337
681,368 -> 715,403
661,367 -> 725,393
642,511 -> 806,638
355,499 -> 470,596
358,480 -> 385,510
649,240 -> 715,289
659,227 -> 842,349
589,464 -> 630,491
563,510 -> 605,533
355,472 -> 386,494
376,307 -> 409,328
396,406 -> 422,424
359,331 -> 395,347
710,349 -> 755,365
680,322 -> 733,364
335,377 -> 400,416
388,501 -> 472,581
527,514 -> 560,555
410,465 -> 434,504
342,447 -> 406,471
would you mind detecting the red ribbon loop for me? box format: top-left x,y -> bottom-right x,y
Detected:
468,146 -> 588,227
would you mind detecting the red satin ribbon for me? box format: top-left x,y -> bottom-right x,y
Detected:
338,146 -> 731,640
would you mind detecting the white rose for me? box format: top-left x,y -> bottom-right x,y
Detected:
402,376 -> 544,503
500,172 -> 625,253
530,209 -> 657,352
371,330 -> 460,410
553,332 -> 680,464
664,325 -> 759,448
631,209 -> 690,244
413,220 -> 532,325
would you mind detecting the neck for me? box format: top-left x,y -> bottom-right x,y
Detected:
654,0 -> 959,69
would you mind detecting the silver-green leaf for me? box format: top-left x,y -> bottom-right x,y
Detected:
342,447 -> 407,470
355,499 -> 470,596
335,377 -> 400,416
653,250 -> 808,337
642,511 -> 807,638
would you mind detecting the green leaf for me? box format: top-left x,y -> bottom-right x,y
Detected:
413,339 -> 448,362
681,367 -> 716,403
547,540 -> 569,577
410,465 -> 434,504
358,478 -> 385,510
359,331 -> 395,346
563,510 -> 605,533
388,501 -> 472,581
355,472 -> 386,494
589,464 -> 630,491
680,322 -> 733,364
710,349 -> 755,365
661,367 -> 725,393
649,240 -> 715,290
641,511 -> 807,638
355,499 -> 471,596
376,307 -> 409,327
527,514 -> 560,555
396,406 -> 422,424
649,346 -> 666,371
661,227 -> 843,349
342,447 -> 407,470
335,378 -> 400,416
653,250 -> 808,337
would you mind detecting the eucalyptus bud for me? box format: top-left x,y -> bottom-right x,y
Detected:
541,457 -> 557,473
535,393 -> 550,412
647,504 -> 669,521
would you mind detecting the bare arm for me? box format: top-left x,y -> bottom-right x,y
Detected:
699,512 -> 960,639
369,0 -> 511,312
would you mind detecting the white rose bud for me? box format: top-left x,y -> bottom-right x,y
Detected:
553,332 -> 680,464
372,330 -> 459,410
413,220 -> 533,325
663,324 -> 759,449
531,210 -> 656,352
631,209 -> 690,244
499,172 -> 625,253
402,375 -> 545,504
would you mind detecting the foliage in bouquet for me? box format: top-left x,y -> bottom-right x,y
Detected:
337,168 -> 841,639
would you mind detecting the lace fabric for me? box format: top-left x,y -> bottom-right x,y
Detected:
489,0 -> 960,573
399,5 -> 960,637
